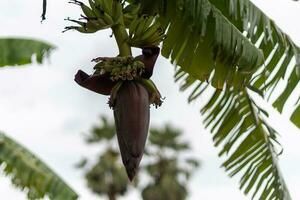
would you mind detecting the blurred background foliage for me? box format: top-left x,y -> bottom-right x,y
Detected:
0,38 -> 77,199
77,116 -> 200,200
0,38 -> 54,67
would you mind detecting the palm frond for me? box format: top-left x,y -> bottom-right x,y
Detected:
0,132 -> 78,200
0,38 -> 54,67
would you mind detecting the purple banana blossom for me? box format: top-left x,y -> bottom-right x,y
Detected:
74,46 -> 160,181
113,81 -> 150,181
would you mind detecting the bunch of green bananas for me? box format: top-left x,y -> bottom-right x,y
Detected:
93,56 -> 145,81
122,3 -> 141,28
64,0 -> 123,33
128,15 -> 165,47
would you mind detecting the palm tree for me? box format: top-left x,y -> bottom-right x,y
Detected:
79,116 -> 131,200
85,148 -> 129,200
63,0 -> 300,199
79,117 -> 199,200
142,125 -> 199,200
0,38 -> 78,199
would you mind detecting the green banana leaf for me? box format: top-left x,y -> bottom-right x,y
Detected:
0,37 -> 77,199
0,132 -> 78,200
128,0 -> 299,199
131,0 -> 300,123
175,69 -> 291,199
0,38 -> 54,67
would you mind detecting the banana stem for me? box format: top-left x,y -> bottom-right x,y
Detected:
112,24 -> 132,56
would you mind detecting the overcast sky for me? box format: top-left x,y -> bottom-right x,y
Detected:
1,0 -> 300,199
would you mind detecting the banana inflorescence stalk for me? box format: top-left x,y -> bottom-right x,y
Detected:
69,0 -> 165,180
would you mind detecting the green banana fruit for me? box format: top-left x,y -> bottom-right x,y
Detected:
66,0 -> 121,33
87,19 -> 105,29
123,4 -> 141,27
123,13 -> 135,27
142,16 -> 155,32
112,0 -> 123,23
142,30 -> 164,45
63,26 -> 98,33
96,0 -> 113,16
102,12 -> 114,25
140,22 -> 160,40
123,3 -> 141,15
129,17 -> 140,37
128,15 -> 165,47
133,16 -> 148,38
88,0 -> 102,18
69,0 -> 97,19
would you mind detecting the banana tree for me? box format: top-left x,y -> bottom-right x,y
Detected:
85,149 -> 129,200
0,38 -> 78,199
60,0 -> 300,199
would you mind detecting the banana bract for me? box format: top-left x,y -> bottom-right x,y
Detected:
113,81 -> 150,181
75,70 -> 115,95
75,47 -> 161,180
136,46 -> 160,79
